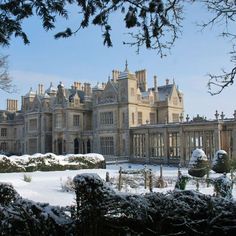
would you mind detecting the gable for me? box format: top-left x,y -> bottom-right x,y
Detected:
98,81 -> 118,104
169,85 -> 182,106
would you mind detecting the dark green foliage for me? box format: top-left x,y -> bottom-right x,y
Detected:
0,154 -> 105,173
0,183 -> 74,235
1,174 -> 236,235
212,150 -> 230,173
0,156 -> 25,172
0,0 -> 183,56
175,174 -> 189,190
210,174 -> 233,199
188,164 -> 208,178
188,149 -> 209,178
74,173 -> 236,236
230,158 -> 236,171
0,183 -> 19,205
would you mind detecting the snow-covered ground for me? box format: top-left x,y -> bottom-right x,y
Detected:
0,163 -> 235,206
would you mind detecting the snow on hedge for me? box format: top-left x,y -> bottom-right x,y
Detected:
0,153 -> 105,172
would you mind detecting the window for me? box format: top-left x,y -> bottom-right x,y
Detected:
100,137 -> 114,155
29,119 -> 37,130
150,113 -> 155,124
1,128 -> 7,137
138,112 -> 142,125
73,115 -> 80,126
55,114 -> 62,128
132,112 -> 135,125
100,112 -> 113,125
122,112 -> 125,123
0,142 -> 7,151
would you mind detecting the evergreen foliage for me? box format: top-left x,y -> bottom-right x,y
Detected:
0,183 -> 74,235
73,173 -> 236,236
0,153 -> 105,172
1,174 -> 236,235
175,173 -> 189,190
188,149 -> 209,178
212,150 -> 230,174
0,0 -> 183,56
211,174 -> 233,199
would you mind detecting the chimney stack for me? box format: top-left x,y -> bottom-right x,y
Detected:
154,75 -> 158,91
6,99 -> 18,112
38,84 -> 44,95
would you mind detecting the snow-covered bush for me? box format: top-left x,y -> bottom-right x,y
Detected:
0,153 -> 105,173
211,174 -> 233,199
73,173 -> 236,235
188,149 -> 209,177
60,177 -> 75,192
0,197 -> 74,235
212,150 -> 230,173
23,174 -> 32,182
0,155 -> 25,173
0,183 -> 19,205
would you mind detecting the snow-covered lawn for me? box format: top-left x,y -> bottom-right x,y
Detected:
0,163 -> 235,206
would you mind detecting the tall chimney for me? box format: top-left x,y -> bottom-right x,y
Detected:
154,75 -> 158,91
6,99 -> 18,112
38,84 -> 44,95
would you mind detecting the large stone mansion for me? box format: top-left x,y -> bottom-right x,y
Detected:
0,64 -> 236,165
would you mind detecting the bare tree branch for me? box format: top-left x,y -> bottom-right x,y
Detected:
0,55 -> 15,93
196,0 -> 236,94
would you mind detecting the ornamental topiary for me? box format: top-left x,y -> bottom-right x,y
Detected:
188,149 -> 209,178
212,150 -> 230,173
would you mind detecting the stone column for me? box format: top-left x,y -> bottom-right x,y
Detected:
145,130 -> 149,162
179,125 -> 185,166
214,122 -> 221,151
163,127 -> 169,165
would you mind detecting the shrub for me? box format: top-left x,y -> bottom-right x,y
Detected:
212,174 -> 233,199
175,174 -> 189,190
0,156 -> 25,173
23,174 -> 32,182
60,177 -> 75,192
0,182 -> 19,205
188,149 -> 209,178
212,150 -> 230,173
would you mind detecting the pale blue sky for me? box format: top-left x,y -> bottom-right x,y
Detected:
0,3 -> 235,119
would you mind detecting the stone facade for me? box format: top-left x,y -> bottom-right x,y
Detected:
6,64 -> 234,165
